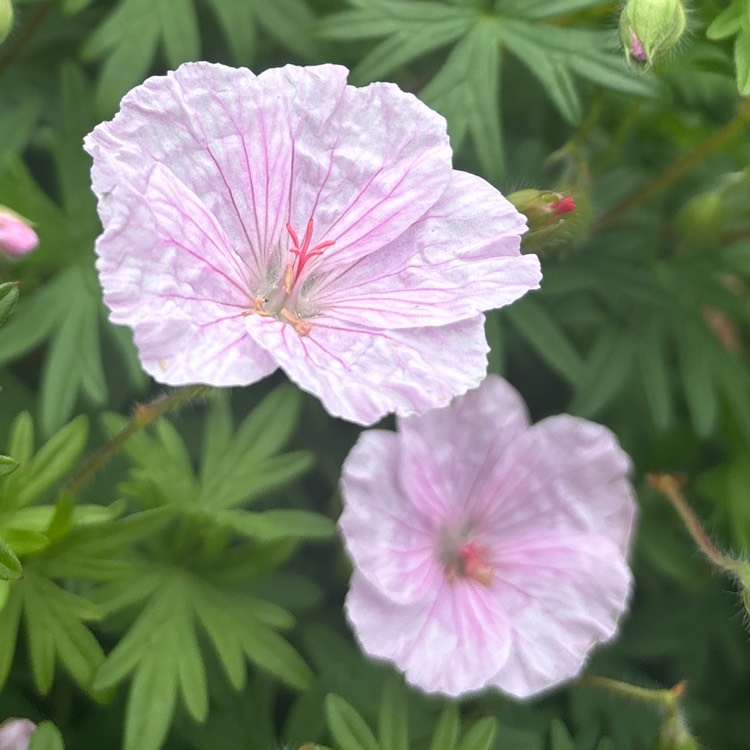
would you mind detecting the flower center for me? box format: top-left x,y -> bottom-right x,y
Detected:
440,529 -> 493,586
247,218 -> 334,337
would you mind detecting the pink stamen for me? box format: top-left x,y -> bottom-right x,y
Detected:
286,218 -> 335,284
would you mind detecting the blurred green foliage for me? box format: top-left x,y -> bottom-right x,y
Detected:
1,0 -> 750,748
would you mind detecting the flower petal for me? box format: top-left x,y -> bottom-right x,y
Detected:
86,62 -> 453,288
490,531 -> 632,699
246,314 -> 489,425
473,415 -> 637,554
257,67 -> 453,271
396,375 -> 531,524
339,430 -> 442,604
346,571 -> 512,697
96,162 -> 276,385
311,171 -> 540,328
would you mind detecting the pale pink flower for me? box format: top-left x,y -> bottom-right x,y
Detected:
0,718 -> 36,750
340,375 -> 637,698
0,208 -> 38,258
84,63 -> 540,425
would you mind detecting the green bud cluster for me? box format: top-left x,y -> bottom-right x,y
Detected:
619,0 -> 687,68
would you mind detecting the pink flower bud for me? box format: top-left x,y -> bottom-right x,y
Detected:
0,208 -> 38,258
0,718 -> 36,750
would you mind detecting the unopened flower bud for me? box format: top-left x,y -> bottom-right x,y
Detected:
676,191 -> 726,246
0,0 -> 13,45
619,0 -> 687,68
507,189 -> 587,252
0,718 -> 36,750
0,207 -> 38,258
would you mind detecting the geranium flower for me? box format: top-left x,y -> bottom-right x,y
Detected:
0,207 -> 38,258
339,375 -> 637,698
84,63 -> 540,425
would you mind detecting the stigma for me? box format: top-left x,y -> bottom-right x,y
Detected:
247,217 -> 333,337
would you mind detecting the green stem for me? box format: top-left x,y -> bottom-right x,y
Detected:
593,101 -> 750,231
648,474 -> 738,574
64,385 -> 209,495
0,0 -> 54,79
582,675 -> 681,711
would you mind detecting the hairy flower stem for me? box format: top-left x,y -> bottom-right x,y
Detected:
64,385 -> 209,495
594,100 -> 750,231
583,675 -> 683,711
647,473 -> 738,573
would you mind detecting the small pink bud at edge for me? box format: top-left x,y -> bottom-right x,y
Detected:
0,208 -> 38,258
0,718 -> 36,750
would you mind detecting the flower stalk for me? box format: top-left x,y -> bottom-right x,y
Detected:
64,385 -> 208,495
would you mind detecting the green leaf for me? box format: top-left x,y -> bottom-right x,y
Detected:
325,694 -> 380,750
735,28 -> 750,95
499,22 -> 582,123
0,99 -> 42,157
214,509 -> 334,543
429,704 -> 460,750
505,0 -> 607,19
0,455 -> 19,478
21,569 -> 104,694
636,322 -> 674,431
505,297 -> 585,386
570,329 -> 635,417
13,415 -> 88,508
123,647 -> 179,750
707,2 -> 745,41
378,678 -> 409,750
677,323 -> 718,437
29,722 -> 65,750
0,282 -> 19,327
157,0 -> 200,67
457,718 -> 496,750
39,271 -> 106,435
421,21 -> 505,183
0,536 -> 22,579
549,719 -> 576,750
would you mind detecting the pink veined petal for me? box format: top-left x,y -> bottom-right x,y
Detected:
85,61 -> 293,285
257,66 -> 453,273
490,531 -> 632,699
86,63 -> 453,288
396,375 -> 531,525
96,161 -> 276,386
346,571 -> 513,698
245,314 -> 489,426
339,430 -> 443,605
310,171 -> 540,329
471,414 -> 637,554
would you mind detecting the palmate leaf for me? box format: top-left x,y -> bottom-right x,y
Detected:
324,688 -> 498,750
0,567 -> 105,695
82,0 -> 322,113
93,562 -> 313,750
104,385 -> 324,538
320,0 -> 654,180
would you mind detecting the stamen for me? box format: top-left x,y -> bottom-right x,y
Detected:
280,307 -> 312,337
